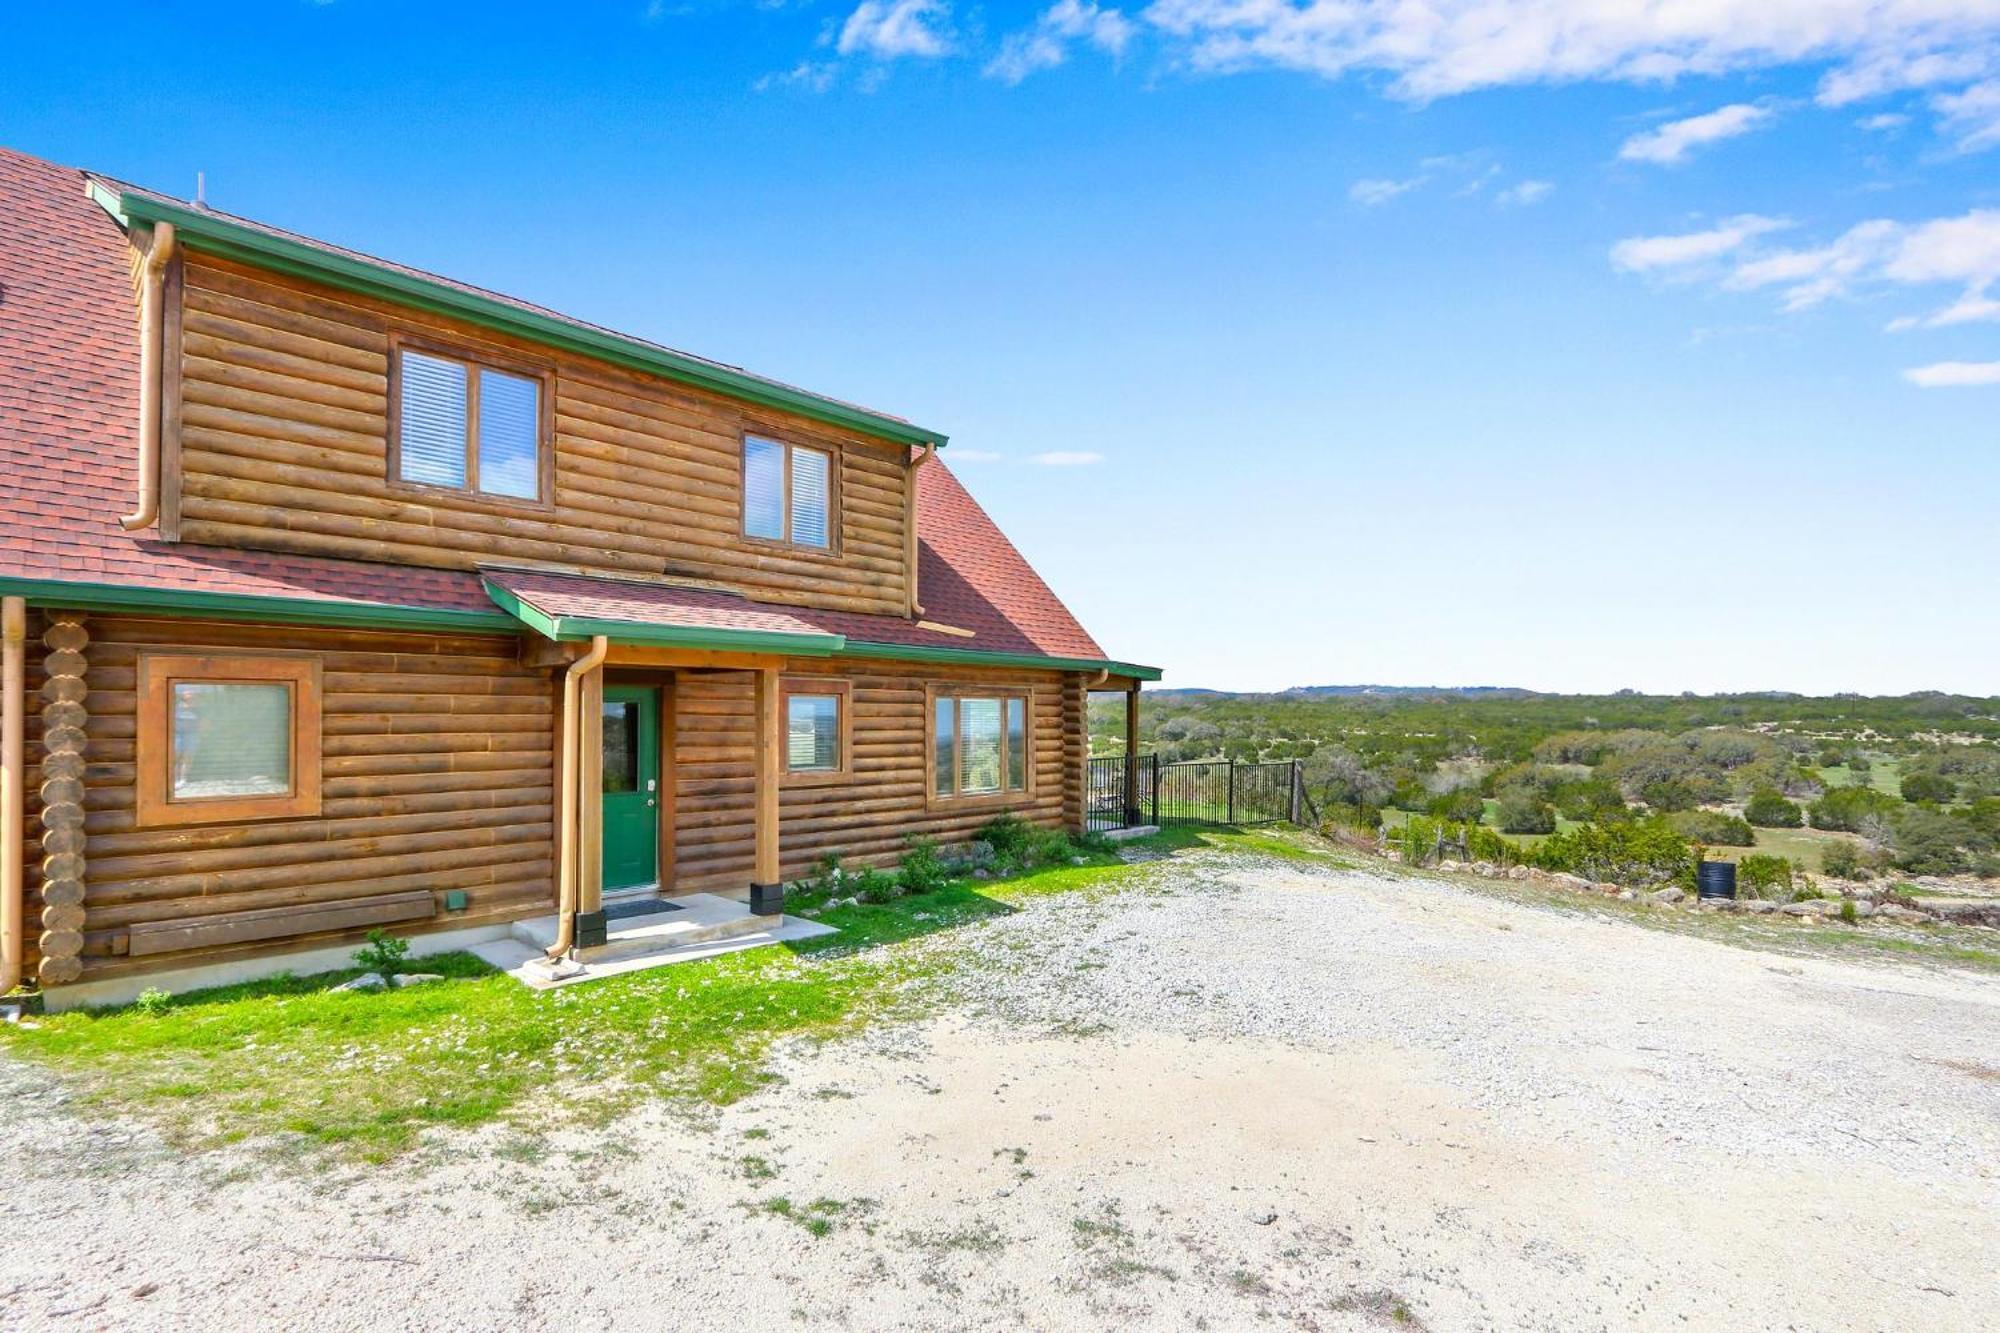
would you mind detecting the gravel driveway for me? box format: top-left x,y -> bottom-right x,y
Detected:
4,847 -> 1997,1331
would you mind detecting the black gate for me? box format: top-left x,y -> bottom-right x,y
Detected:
1086,755 -> 1306,831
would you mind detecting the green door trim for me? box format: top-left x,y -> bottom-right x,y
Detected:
601,685 -> 660,892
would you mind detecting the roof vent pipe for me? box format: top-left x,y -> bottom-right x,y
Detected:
119,221 -> 177,532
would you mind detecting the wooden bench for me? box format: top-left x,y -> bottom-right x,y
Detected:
125,890 -> 437,958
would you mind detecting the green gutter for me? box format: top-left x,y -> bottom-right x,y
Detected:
0,576 -> 516,635
838,640 -> 1162,681
90,183 -> 949,451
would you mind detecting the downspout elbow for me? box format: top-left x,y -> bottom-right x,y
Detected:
547,635 -> 610,960
1,597 -> 25,997
120,221 -> 176,532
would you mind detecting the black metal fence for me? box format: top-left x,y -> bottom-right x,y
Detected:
1086,755 -> 1310,832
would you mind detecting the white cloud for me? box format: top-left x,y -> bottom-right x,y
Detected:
1725,219 -> 1901,310
1609,215 -> 1790,273
754,60 -> 839,92
1902,359 -> 2000,386
1858,112 -> 1911,131
1140,1 -> 2000,101
1934,78 -> 2000,150
987,0 -> 1135,83
1349,176 -> 1420,206
948,448 -> 1006,462
1618,103 -> 1775,164
1029,450 -> 1104,465
1496,179 -> 1553,207
1817,46 -> 1995,106
1887,292 -> 2000,330
837,0 -> 953,60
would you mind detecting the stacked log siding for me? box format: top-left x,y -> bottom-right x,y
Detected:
31,616 -> 556,982
172,254 -> 913,617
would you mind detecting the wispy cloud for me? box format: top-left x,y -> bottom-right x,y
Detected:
1496,179 -> 1553,207
986,0 -> 1134,84
1609,215 -> 1791,273
1618,103 -> 1775,165
754,60 -> 839,93
1029,450 -> 1104,466
1349,177 -> 1420,206
1934,78 -> 2000,151
837,0 -> 953,60
1903,359 -> 2000,387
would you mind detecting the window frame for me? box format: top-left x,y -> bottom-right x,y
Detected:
136,653 -> 323,827
925,684 -> 1035,809
386,333 -> 556,509
739,429 -> 842,555
780,676 -> 852,785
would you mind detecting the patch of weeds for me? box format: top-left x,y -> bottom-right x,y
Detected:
132,987 -> 172,1018
740,1154 -> 778,1181
493,1134 -> 548,1164
1069,1201 -> 1177,1286
351,928 -> 412,976
758,1194 -> 872,1239
1335,1288 -> 1429,1329
742,1126 -> 771,1140
993,1146 -> 1029,1166
1229,1270 -> 1273,1297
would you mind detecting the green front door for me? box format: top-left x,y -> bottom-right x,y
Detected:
601,685 -> 660,891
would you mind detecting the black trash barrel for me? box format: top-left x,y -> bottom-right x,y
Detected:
1696,860 -> 1738,900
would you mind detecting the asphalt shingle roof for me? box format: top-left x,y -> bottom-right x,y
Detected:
0,146 -> 1116,667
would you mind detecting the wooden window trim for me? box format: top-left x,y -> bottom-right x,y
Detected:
780,676 -> 852,785
739,428 -> 843,558
386,332 -> 557,511
136,653 -> 323,828
924,684 -> 1036,810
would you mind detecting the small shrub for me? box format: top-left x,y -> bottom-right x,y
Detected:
352,929 -> 411,976
1743,788 -> 1804,829
1892,808 -> 1971,876
1810,786 -> 1899,832
1638,779 -> 1698,813
1669,810 -> 1755,846
898,836 -> 952,896
1819,840 -> 1865,880
1736,854 -> 1795,898
1495,792 -> 1556,834
1974,852 -> 2000,880
975,813 -> 1036,868
851,867 -> 903,904
1900,771 -> 1956,805
1837,898 -> 1858,924
133,987 -> 172,1017
1427,789 -> 1486,825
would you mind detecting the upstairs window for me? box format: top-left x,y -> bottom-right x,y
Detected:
743,435 -> 832,549
930,689 -> 1031,801
392,343 -> 547,502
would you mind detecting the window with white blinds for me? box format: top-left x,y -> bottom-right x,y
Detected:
394,346 -> 545,501
787,694 -> 841,772
931,692 -> 1031,798
742,435 -> 833,548
169,682 -> 293,799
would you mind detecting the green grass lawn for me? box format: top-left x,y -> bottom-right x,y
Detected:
0,830 -> 1213,1162
1818,759 -> 1904,798
1699,823 -> 1863,873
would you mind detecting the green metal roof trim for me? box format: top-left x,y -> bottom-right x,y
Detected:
89,183 -> 950,451
0,576 -> 518,635
0,576 -> 1160,680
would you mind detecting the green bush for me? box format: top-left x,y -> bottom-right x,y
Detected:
1809,786 -> 1899,832
1973,852 -> 2000,880
1891,809 -> 1971,876
898,836 -> 953,895
1495,791 -> 1557,834
1669,810 -> 1755,846
975,813 -> 1036,867
1819,840 -> 1866,880
352,929 -> 411,977
1736,854 -> 1795,898
1427,789 -> 1486,824
852,867 -> 903,904
1638,778 -> 1699,812
1743,788 -> 1804,829
1527,818 -> 1694,886
1899,771 -> 1957,804
1552,777 -> 1626,822
133,987 -> 173,1018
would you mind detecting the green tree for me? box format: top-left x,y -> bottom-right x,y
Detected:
1496,791 -> 1557,834
1900,771 -> 1957,804
1810,786 -> 1900,832
1744,788 -> 1804,828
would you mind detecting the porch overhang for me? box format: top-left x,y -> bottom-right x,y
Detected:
482,569 -> 845,657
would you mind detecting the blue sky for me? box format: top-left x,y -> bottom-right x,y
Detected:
7,2 -> 1998,694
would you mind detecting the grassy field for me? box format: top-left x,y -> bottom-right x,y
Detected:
0,832 -> 1210,1162
1817,759 -> 1904,798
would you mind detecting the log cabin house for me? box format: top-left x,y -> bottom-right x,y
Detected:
0,147 -> 1158,1008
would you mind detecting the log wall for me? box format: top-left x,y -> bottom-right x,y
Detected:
170,254 -> 913,616
665,657 -> 1087,894
25,615 -> 557,983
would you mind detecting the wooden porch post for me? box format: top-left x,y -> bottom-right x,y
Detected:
576,667 -> 607,947
750,666 -> 783,915
1123,685 -> 1142,827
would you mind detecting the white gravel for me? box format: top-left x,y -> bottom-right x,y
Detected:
3,847 -> 1997,1331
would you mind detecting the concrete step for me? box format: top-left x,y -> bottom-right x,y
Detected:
509,892 -> 773,964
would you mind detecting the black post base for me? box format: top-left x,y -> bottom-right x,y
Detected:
574,909 -> 608,949
748,882 -> 784,917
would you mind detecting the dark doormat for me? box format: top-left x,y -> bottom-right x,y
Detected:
604,897 -> 682,921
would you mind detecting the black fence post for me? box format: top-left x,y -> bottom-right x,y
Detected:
1149,753 -> 1159,827
1227,759 -> 1237,825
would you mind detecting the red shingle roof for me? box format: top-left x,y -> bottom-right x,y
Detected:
0,146 -> 1123,669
